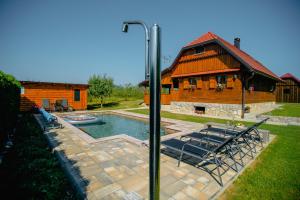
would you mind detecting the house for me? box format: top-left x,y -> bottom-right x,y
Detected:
141,32 -> 281,118
276,73 -> 300,103
20,81 -> 89,111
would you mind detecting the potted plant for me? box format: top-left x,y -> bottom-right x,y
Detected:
244,106 -> 250,113
216,83 -> 224,91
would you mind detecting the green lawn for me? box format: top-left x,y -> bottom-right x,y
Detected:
88,98 -> 144,110
128,109 -> 300,200
265,103 -> 300,117
0,114 -> 77,200
130,109 -> 235,124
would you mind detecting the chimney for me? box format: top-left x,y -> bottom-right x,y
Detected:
234,37 -> 240,49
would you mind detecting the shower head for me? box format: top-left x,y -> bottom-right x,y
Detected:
122,23 -> 128,32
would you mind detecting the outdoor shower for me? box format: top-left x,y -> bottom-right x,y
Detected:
122,21 -> 161,200
122,23 -> 129,33
122,21 -> 150,79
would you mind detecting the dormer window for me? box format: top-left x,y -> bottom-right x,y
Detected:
194,46 -> 204,54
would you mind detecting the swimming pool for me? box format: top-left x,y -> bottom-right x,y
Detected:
71,113 -> 167,141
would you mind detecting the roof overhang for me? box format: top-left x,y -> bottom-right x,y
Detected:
171,68 -> 240,78
20,81 -> 89,88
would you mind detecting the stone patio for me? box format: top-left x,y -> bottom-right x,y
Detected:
35,110 -> 274,200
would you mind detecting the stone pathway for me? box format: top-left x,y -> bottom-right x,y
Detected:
35,111 -> 274,200
257,114 -> 300,126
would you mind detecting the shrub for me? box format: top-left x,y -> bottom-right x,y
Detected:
0,114 -> 76,199
112,84 -> 144,100
0,71 -> 20,147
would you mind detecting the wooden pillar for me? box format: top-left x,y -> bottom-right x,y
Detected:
241,74 -> 245,119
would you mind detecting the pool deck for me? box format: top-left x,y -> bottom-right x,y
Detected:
35,110 -> 274,200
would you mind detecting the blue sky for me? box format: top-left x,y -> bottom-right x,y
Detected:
0,0 -> 299,85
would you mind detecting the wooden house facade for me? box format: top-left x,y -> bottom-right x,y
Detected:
276,73 -> 300,103
142,32 -> 281,118
20,81 -> 88,111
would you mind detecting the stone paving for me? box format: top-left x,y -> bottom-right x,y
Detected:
35,110 -> 274,200
258,114 -> 300,126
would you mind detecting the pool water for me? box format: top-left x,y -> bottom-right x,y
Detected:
73,114 -> 166,140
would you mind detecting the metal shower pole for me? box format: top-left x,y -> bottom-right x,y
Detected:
149,24 -> 161,200
122,21 -> 161,200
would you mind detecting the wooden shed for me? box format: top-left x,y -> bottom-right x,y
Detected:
20,81 -> 89,111
276,73 -> 300,103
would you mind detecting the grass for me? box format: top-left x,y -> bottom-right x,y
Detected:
87,97 -> 144,110
221,124 -> 300,200
0,114 -> 77,200
129,109 -> 245,125
128,109 -> 300,200
265,103 -> 300,117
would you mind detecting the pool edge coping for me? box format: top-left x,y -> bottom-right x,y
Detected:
52,110 -> 200,146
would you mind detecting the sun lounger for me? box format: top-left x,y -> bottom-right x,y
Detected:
181,118 -> 269,165
161,136 -> 239,186
205,118 -> 269,139
39,108 -> 62,130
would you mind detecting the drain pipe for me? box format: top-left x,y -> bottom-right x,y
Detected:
241,71 -> 255,118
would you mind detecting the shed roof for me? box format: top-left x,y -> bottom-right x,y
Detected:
280,73 -> 300,84
20,81 -> 89,88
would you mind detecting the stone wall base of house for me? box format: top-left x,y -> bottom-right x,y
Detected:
167,101 -> 277,118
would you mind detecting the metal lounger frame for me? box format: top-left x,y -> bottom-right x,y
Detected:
181,118 -> 269,165
40,109 -> 63,130
162,136 -> 239,186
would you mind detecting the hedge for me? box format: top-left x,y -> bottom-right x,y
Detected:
0,70 -> 21,147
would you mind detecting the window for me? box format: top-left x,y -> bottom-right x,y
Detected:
173,78 -> 179,90
194,46 -> 204,54
194,106 -> 205,114
20,87 -> 25,94
74,89 -> 80,101
215,75 -> 227,91
189,78 -> 197,86
283,88 -> 291,94
162,85 -> 171,94
216,75 -> 227,84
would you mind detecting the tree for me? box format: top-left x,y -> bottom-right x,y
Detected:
88,74 -> 113,108
123,83 -> 133,100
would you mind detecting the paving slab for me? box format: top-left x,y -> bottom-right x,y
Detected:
34,111 -> 274,200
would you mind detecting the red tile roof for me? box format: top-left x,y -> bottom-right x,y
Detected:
184,32 -> 281,80
280,73 -> 300,84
